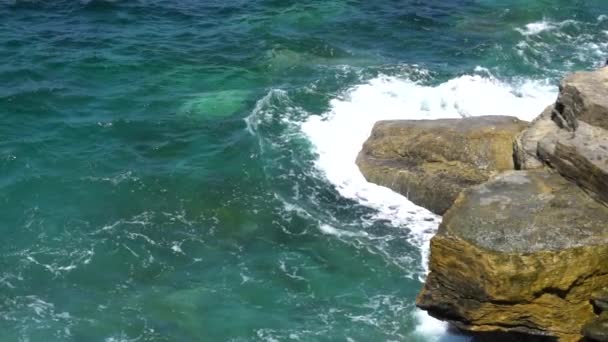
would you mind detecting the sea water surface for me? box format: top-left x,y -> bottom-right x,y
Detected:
1,1 -> 607,341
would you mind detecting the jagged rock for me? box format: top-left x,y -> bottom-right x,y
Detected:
583,312 -> 608,342
513,105 -> 560,170
416,170 -> 608,341
538,121 -> 608,205
552,68 -> 608,131
356,116 -> 527,215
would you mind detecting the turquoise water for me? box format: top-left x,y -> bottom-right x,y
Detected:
1,1 -> 607,341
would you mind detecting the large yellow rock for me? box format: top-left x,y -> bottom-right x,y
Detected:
416,170 -> 608,341
356,116 -> 527,215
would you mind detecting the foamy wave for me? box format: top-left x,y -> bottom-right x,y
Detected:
514,17 -> 608,70
300,72 -> 556,339
301,74 -> 554,224
516,20 -> 556,36
414,311 -> 448,340
515,19 -> 578,36
319,223 -> 369,238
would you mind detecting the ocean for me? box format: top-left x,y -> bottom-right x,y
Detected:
1,1 -> 607,341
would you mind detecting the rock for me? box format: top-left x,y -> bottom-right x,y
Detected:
416,170 -> 608,341
583,312 -> 608,342
513,105 -> 560,170
538,121 -> 608,205
592,288 -> 608,313
356,116 -> 528,215
552,68 -> 608,131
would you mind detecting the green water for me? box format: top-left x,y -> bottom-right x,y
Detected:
1,1 -> 607,341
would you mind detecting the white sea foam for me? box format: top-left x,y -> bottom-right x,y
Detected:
514,18 -> 608,70
171,242 -> 184,254
300,72 -> 556,340
414,311 -> 450,340
516,20 -> 555,35
516,19 -> 579,36
318,224 -> 369,238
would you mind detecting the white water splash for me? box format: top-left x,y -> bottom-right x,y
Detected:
516,20 -> 556,35
318,223 -> 370,238
515,19 -> 578,36
300,72 -> 556,340
514,17 -> 608,69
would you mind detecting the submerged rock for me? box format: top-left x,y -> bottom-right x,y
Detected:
552,68 -> 608,131
416,170 -> 608,341
356,116 -> 527,215
178,89 -> 251,119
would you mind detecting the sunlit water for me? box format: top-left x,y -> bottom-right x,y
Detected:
1,1 -> 607,341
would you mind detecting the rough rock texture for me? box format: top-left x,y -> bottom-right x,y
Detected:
416,170 -> 608,341
356,116 -> 527,215
538,121 -> 608,205
513,105 -> 560,170
552,68 -> 608,131
583,312 -> 608,342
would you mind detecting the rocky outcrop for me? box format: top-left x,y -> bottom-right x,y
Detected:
357,68 -> 608,341
356,116 -> 527,215
413,69 -> 608,340
537,120 -> 608,205
416,170 -> 608,341
552,68 -> 608,131
528,68 -> 608,205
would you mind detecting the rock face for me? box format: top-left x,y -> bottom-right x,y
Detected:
513,105 -> 560,170
416,170 -> 608,341
552,68 -> 608,131
538,120 -> 608,205
356,116 -> 527,215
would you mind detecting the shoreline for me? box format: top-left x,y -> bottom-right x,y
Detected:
355,67 -> 608,341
